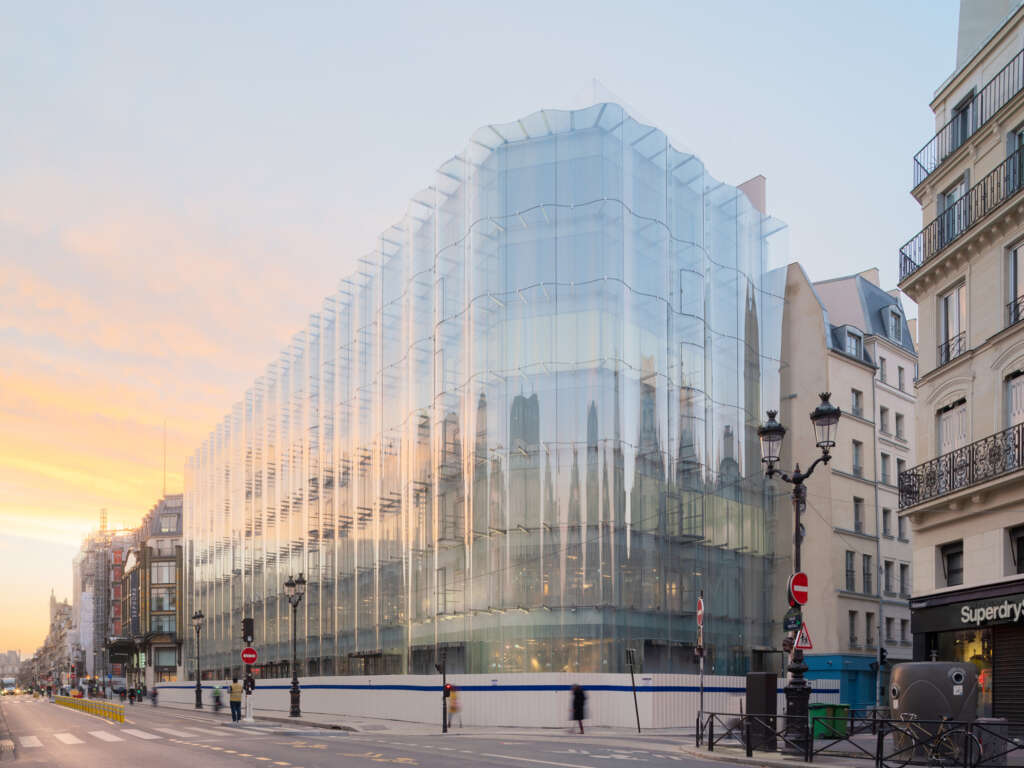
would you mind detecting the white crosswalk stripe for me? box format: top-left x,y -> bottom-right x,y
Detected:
122,728 -> 161,740
19,736 -> 41,748
90,730 -> 124,742
154,728 -> 199,737
54,733 -> 84,744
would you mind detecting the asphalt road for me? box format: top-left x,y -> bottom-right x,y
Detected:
1,695 -> 741,768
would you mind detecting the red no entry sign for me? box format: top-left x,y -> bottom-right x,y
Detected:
788,571 -> 809,606
696,597 -> 705,627
241,647 -> 258,664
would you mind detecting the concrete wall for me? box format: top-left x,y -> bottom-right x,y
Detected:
156,673 -> 839,729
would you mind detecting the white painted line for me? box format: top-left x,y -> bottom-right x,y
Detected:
54,733 -> 85,744
154,728 -> 198,737
122,728 -> 162,740
19,736 -> 41,748
481,754 -> 595,768
237,726 -> 276,733
90,731 -> 124,742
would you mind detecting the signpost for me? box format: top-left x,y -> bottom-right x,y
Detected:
241,647 -> 258,664
241,617 -> 256,723
788,571 -> 809,606
795,623 -> 813,650
783,606 -> 802,632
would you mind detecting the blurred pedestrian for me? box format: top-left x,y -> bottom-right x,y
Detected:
229,676 -> 243,722
128,688 -> 135,705
150,687 -> 158,706
570,684 -> 586,734
447,685 -> 461,728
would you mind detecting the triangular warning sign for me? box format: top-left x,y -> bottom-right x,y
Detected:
795,622 -> 813,650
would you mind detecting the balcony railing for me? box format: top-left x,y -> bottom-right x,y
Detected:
1008,295 -> 1024,328
938,331 -> 967,367
900,146 -> 1024,281
913,46 -> 1024,186
899,421 -> 1024,508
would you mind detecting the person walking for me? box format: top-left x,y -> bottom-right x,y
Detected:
229,676 -> 243,723
447,685 -> 461,728
570,684 -> 586,734
128,688 -> 135,705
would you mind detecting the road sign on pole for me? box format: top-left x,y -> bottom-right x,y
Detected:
795,623 -> 813,650
788,571 -> 809,606
241,647 -> 258,664
696,597 -> 704,627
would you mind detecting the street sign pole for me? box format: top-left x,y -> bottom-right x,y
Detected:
625,648 -> 641,734
697,591 -> 705,722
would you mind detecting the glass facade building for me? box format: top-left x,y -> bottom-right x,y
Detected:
184,103 -> 787,678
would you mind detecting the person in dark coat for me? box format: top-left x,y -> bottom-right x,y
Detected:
570,684 -> 586,734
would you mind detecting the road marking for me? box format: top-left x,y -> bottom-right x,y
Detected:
89,731 -> 124,742
154,728 -> 197,737
481,754 -> 595,768
19,736 -> 41,748
54,733 -> 84,744
123,728 -> 161,740
238,726 -> 276,733
273,762 -> 291,766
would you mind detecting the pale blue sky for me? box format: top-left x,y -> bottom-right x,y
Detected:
0,0 -> 959,652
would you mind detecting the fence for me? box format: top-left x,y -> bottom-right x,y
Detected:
54,695 -> 125,723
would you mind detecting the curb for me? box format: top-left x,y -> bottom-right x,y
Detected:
678,742 -> 871,768
236,714 -> 357,732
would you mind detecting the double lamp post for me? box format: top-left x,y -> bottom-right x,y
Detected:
757,392 -> 841,752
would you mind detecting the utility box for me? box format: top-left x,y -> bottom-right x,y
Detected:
745,672 -> 778,751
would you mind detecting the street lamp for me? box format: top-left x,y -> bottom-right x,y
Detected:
284,573 -> 306,717
758,392 -> 841,754
192,609 -> 204,709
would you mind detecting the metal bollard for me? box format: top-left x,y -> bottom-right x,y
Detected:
745,719 -> 753,758
875,724 -> 884,768
708,717 -> 715,752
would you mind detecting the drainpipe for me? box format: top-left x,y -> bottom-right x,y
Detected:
871,364 -> 884,711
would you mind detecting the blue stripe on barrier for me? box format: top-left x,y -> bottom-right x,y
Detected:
160,682 -> 839,695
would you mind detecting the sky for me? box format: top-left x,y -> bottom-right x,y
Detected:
0,0 -> 959,655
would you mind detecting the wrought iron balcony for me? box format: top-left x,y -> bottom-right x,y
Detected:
899,421 -> 1024,508
900,146 -> 1024,281
913,46 -> 1024,186
1008,294 -> 1024,327
938,331 -> 967,367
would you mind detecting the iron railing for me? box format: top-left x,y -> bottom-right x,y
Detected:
938,331 -> 968,367
1009,295 -> 1024,328
899,421 -> 1024,508
914,46 -> 1024,186
900,145 -> 1024,281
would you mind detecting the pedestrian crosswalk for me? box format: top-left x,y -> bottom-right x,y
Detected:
17,724 -> 272,748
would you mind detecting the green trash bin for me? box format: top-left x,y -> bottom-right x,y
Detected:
830,705 -> 849,738
808,703 -> 833,739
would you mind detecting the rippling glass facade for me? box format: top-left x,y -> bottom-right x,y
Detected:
185,103 -> 787,678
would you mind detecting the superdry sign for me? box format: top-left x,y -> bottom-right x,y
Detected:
960,598 -> 1024,626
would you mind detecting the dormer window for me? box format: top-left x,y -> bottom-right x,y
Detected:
888,309 -> 903,343
846,330 -> 862,358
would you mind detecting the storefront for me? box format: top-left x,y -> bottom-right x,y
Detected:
911,578 -> 1024,725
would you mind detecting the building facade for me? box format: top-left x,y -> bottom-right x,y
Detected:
782,266 -> 917,712
898,0 -> 1024,727
185,103 -> 790,680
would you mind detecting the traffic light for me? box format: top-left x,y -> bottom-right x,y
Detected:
879,647 -> 889,666
242,617 -> 254,644
444,683 -> 453,698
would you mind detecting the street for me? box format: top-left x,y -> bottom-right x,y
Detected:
1,696 -> 742,768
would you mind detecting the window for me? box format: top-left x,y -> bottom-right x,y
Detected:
849,611 -> 859,647
879,357 -> 887,382
895,413 -> 905,439
863,554 -> 873,594
1006,370 -> 1024,427
159,514 -> 179,533
1010,525 -> 1024,575
898,515 -> 908,541
151,615 -> 176,633
854,497 -> 865,532
155,648 -> 177,667
940,176 -> 968,244
851,389 -> 863,417
900,619 -> 910,644
1008,247 -> 1024,326
881,453 -> 891,484
852,441 -> 863,477
898,366 -> 906,391
889,310 -> 903,342
866,612 -> 876,647
151,562 -> 175,584
883,507 -> 892,537
897,458 -> 907,478
951,95 -> 974,149
880,406 -> 890,433
151,587 -> 176,612
900,563 -> 910,596
847,331 -> 863,358
846,551 -> 856,591
939,283 -> 967,365
886,617 -> 895,643
884,560 -> 894,594
938,399 -> 968,454
941,541 -> 964,587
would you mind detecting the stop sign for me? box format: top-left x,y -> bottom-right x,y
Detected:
696,597 -> 705,627
241,647 -> 258,664
788,571 -> 809,606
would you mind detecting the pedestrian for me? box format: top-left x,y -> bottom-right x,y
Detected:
570,684 -> 586,734
212,684 -> 222,711
229,676 -> 243,723
150,687 -> 158,706
128,688 -> 135,705
447,685 -> 461,728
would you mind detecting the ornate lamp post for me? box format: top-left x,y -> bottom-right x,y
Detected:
284,573 -> 306,717
758,393 -> 841,753
192,609 -> 204,709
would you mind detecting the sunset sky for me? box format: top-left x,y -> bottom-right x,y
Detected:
0,0 -> 957,655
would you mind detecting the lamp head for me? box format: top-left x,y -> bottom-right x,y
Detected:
757,410 -> 786,466
295,572 -> 307,596
810,392 -> 841,451
284,575 -> 296,597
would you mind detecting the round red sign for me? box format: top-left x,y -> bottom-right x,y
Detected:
696,597 -> 705,627
788,571 -> 809,606
241,647 -> 258,664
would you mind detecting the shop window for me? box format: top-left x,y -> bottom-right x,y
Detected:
941,540 -> 964,587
